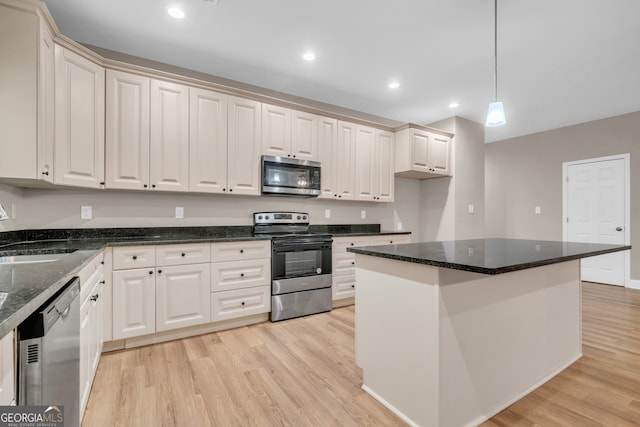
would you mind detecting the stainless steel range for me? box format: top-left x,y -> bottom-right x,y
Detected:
253,212 -> 332,321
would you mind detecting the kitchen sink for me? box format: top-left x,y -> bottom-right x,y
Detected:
0,253 -> 68,265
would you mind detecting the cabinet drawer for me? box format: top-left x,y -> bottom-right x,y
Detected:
210,240 -> 270,262
368,235 -> 410,245
211,258 -> 270,292
332,237 -> 370,253
210,285 -> 270,322
113,246 -> 156,270
333,274 -> 355,300
78,252 -> 103,290
156,243 -> 211,266
333,252 -> 356,276
80,264 -> 104,306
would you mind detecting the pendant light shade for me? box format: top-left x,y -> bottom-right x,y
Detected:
486,101 -> 506,127
486,0 -> 506,127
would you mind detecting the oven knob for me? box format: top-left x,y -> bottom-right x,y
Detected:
303,215 -> 307,220
297,215 -> 301,220
258,215 -> 263,220
265,215 -> 270,220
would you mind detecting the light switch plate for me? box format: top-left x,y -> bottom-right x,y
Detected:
468,204 -> 475,214
81,206 -> 92,220
361,210 -> 366,219
175,207 -> 184,219
324,209 -> 331,219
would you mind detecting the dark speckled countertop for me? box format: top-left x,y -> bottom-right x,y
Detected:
348,238 -> 631,275
0,225 -> 410,338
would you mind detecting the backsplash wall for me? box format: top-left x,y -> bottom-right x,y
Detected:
9,178 -> 422,235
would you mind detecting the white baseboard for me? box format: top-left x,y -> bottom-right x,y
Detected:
627,278 -> 640,290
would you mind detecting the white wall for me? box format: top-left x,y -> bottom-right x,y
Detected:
8,178 -> 422,235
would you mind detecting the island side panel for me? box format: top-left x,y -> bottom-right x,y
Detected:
354,254 -> 441,427
437,260 -> 582,427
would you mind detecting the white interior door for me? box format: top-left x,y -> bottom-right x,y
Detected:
566,157 -> 626,286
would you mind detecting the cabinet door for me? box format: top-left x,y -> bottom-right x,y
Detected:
355,125 -> 376,201
156,264 -> 211,332
150,79 -> 189,192
429,134 -> 451,175
410,129 -> 430,172
336,121 -> 356,200
291,111 -> 318,160
227,96 -> 261,195
261,103 -> 291,158
0,331 -> 14,406
317,116 -> 338,199
38,21 -> 54,183
105,70 -> 150,190
189,87 -> 228,193
375,130 -> 395,202
54,45 -> 105,188
112,269 -> 156,339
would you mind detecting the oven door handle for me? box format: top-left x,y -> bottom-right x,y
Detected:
272,244 -> 331,253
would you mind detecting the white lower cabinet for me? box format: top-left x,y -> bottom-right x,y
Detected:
80,253 -> 105,419
210,286 -> 270,322
112,267 -> 156,339
332,234 -> 411,301
0,331 -> 14,406
156,263 -> 211,332
210,258 -> 270,292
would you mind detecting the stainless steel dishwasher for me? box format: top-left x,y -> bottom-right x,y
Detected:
18,277 -> 80,427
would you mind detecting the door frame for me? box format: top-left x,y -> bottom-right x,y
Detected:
562,153 -> 632,287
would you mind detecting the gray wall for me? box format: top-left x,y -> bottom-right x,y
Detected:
485,111 -> 640,279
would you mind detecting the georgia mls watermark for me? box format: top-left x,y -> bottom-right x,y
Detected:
0,406 -> 64,427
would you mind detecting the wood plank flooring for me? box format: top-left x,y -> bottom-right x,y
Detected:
83,282 -> 640,426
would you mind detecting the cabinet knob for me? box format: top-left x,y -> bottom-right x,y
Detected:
292,155 -> 296,158
229,188 -> 233,192
99,280 -> 106,284
390,241 -> 393,244
158,269 -> 162,274
334,194 -> 337,197
351,285 -> 355,288
240,273 -> 245,277
223,188 -> 227,192
351,261 -> 355,265
181,253 -> 186,257
241,301 -> 246,306
240,249 -> 244,254
42,171 -> 49,176
350,243 -> 354,246
132,255 -> 138,260
100,182 -> 105,186
149,270 -> 153,275
90,294 -> 99,302
143,184 -> 148,188
100,261 -> 104,265
152,184 -> 156,188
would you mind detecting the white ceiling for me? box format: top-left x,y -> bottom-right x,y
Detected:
44,0 -> 640,142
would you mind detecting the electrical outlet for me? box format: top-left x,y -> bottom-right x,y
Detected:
80,206 -> 92,220
175,207 -> 184,219
324,209 -> 331,219
535,206 -> 541,215
397,222 -> 403,231
361,210 -> 366,219
468,204 -> 475,214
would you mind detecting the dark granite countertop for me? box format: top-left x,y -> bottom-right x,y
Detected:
348,238 -> 631,275
0,224 -> 410,339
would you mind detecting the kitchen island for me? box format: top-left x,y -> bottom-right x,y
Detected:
348,238 -> 630,427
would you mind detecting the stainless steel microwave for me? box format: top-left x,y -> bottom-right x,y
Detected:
261,155 -> 321,197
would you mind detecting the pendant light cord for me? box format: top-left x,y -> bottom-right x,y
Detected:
493,0 -> 498,101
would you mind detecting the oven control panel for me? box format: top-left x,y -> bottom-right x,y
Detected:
254,212 -> 309,225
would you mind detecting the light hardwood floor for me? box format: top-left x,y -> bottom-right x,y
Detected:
83,282 -> 640,426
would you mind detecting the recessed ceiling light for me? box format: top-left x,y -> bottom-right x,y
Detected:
168,7 -> 185,19
388,81 -> 400,89
449,102 -> 459,108
302,52 -> 316,61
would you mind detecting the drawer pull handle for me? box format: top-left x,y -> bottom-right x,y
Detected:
99,280 -> 106,284
132,256 -> 138,260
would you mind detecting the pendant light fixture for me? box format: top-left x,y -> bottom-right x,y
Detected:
486,0 -> 506,127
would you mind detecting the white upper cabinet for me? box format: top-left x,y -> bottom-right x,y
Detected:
375,130 -> 395,202
317,116 -> 338,199
0,3 -> 54,183
105,69 -> 150,190
189,87 -> 228,193
355,125 -> 376,200
54,45 -> 105,188
150,79 -> 189,192
228,96 -> 262,195
395,127 -> 452,179
335,121 -> 356,200
261,103 -> 318,160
